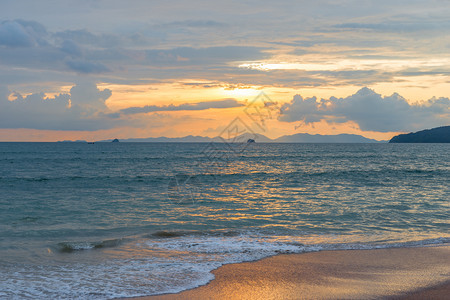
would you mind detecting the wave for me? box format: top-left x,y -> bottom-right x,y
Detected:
145,229 -> 450,258
167,167 -> 447,179
19,216 -> 42,223
148,229 -> 241,239
149,232 -> 450,255
56,238 -> 124,253
0,165 -> 446,185
4,233 -> 449,299
0,174 -> 169,183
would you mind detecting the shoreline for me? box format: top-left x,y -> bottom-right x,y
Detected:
129,245 -> 450,300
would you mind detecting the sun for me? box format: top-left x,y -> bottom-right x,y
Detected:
220,86 -> 262,100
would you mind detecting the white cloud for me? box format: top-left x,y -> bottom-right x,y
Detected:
0,82 -> 243,131
0,82 -> 118,130
279,87 -> 450,132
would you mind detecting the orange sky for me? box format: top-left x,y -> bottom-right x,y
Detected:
1,1 -> 449,141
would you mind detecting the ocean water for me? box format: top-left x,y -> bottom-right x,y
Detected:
0,142 -> 449,299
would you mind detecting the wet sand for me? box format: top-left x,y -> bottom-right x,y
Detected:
128,245 -> 450,299
394,280 -> 450,299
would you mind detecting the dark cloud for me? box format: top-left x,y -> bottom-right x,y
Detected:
0,85 -> 11,101
0,44 -> 66,70
60,39 -> 83,57
121,98 -> 243,115
279,87 -> 450,132
0,20 -> 114,76
0,19 -> 269,86
66,60 -> 111,74
162,20 -> 227,28
14,20 -> 47,35
145,46 -> 268,66
53,29 -> 123,48
0,20 -> 36,47
54,29 -> 97,45
0,19 -> 49,48
335,19 -> 450,32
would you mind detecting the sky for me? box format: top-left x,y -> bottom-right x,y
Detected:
0,0 -> 449,141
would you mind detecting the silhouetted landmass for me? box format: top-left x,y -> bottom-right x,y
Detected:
57,140 -> 87,143
212,133 -> 272,143
98,135 -> 212,143
389,126 -> 450,143
275,133 -> 384,143
95,133 -> 385,143
111,138 -> 119,143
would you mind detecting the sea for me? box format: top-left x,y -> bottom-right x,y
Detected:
0,142 -> 449,299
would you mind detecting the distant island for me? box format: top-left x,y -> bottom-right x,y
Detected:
93,133 -> 385,143
389,126 -> 450,143
57,140 -> 87,143
275,133 -> 384,143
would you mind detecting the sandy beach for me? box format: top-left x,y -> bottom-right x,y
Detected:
134,245 -> 450,300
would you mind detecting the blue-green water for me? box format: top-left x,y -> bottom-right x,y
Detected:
0,142 -> 449,298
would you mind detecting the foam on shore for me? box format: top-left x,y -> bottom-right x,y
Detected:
139,245 -> 450,300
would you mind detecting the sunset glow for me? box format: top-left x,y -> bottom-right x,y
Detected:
1,1 -> 449,141
2,2 -> 450,299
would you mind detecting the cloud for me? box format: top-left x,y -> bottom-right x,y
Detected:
335,19 -> 450,33
0,85 -> 11,101
0,82 -> 118,130
279,87 -> 450,132
60,39 -> 83,57
0,19 -> 48,48
144,46 -> 268,66
54,29 -> 123,48
278,94 -> 327,124
54,29 -> 97,45
0,19 -> 269,87
162,20 -> 227,28
69,82 -> 112,111
0,20 -> 35,47
0,20 -> 115,76
66,59 -> 111,74
121,98 -> 243,115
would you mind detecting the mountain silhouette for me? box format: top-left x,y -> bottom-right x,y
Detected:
389,126 -> 450,143
95,133 -> 385,143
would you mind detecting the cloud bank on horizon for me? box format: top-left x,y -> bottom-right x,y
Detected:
279,88 -> 450,132
0,0 -> 449,140
2,85 -> 448,134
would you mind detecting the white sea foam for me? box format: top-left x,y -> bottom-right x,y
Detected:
1,234 -> 449,299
